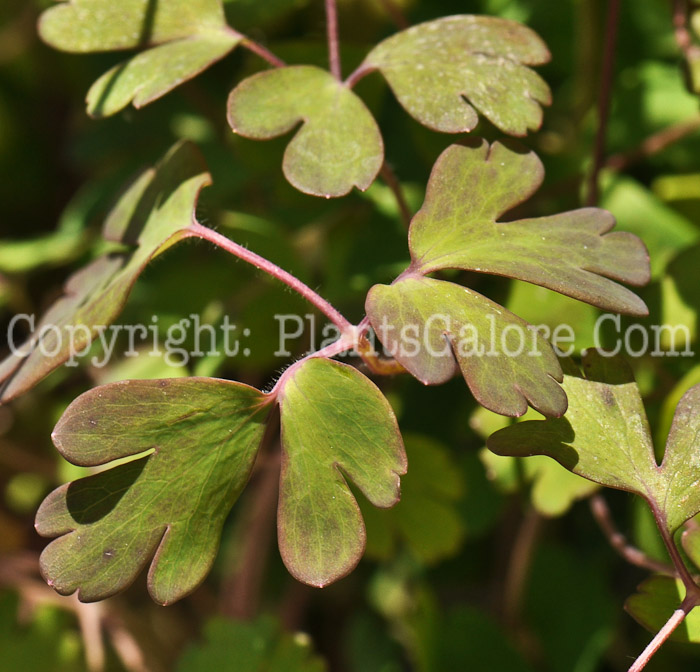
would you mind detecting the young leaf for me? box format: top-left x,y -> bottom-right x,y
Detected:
277,358 -> 406,587
39,0 -> 241,117
487,350 -> 700,536
408,141 -> 649,315
227,66 -> 384,197
36,378 -> 270,605
362,15 -> 551,136
625,576 -> 700,643
366,275 -> 567,417
0,142 -> 209,402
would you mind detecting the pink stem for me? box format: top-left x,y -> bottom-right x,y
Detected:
188,223 -> 352,334
325,0 -> 342,79
628,605 -> 690,672
345,64 -> 373,89
269,337 -> 356,397
240,38 -> 286,68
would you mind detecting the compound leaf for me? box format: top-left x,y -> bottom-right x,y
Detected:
0,142 -> 209,402
227,66 -> 383,197
366,275 -> 566,417
488,350 -> 700,535
277,358 -> 406,587
362,15 -> 551,136
39,0 -> 241,116
409,141 -> 649,315
625,576 -> 700,643
36,378 -> 269,605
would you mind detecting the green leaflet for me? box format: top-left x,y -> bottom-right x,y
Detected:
227,66 -> 384,197
363,15 -> 551,136
365,139 -> 649,417
487,350 -> 700,536
36,378 -> 270,605
39,0 -> 241,116
409,141 -> 650,315
366,276 -> 566,417
87,32 -> 240,118
0,142 -> 208,402
626,576 -> 700,643
472,406 -> 599,517
277,357 -> 406,586
39,0 -> 229,51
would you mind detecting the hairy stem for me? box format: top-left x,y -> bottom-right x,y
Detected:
189,223 -> 353,334
325,0 -> 342,80
380,162 -> 413,228
586,0 -> 621,206
628,602 -> 693,672
590,494 -> 676,576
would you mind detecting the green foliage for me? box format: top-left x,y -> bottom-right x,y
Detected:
228,66 -> 383,197
277,357 -> 406,586
366,139 -> 649,417
406,141 -> 649,314
0,142 -> 209,402
36,378 -> 270,604
40,0 -> 241,117
361,434 -> 466,564
488,350 -> 700,535
4,0 -> 700,669
363,15 -> 551,136
368,275 -> 566,416
626,577 -> 700,643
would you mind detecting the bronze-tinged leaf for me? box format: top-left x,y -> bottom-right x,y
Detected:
37,378 -> 270,604
277,358 -> 406,587
0,142 -> 209,402
409,141 -> 649,315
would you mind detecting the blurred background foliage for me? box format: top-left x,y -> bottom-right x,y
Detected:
1,0 -> 700,670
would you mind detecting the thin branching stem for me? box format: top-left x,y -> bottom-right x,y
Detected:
628,603 -> 692,671
325,0 -> 342,80
590,494 -> 676,576
188,222 -> 353,335
586,0 -> 621,206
